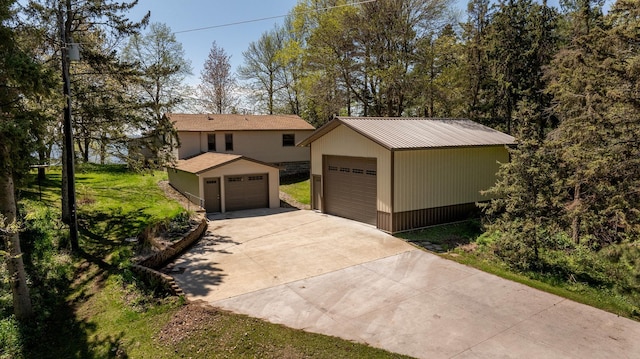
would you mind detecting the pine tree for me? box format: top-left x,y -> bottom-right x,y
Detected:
1,0 -> 55,321
482,101 -> 561,268
545,0 -> 640,245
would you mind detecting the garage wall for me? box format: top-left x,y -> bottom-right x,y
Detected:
176,132 -> 201,159
197,159 -> 280,212
198,130 -> 313,163
167,168 -> 200,205
394,146 -> 509,212
310,125 -> 391,213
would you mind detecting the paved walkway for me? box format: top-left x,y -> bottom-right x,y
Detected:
170,209 -> 640,358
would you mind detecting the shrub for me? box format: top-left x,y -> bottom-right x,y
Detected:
0,316 -> 23,359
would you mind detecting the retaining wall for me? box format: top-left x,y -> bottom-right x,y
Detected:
131,218 -> 207,296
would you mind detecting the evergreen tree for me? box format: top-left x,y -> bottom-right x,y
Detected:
1,0 -> 54,321
462,0 -> 492,121
25,0 -> 149,246
545,0 -> 640,245
483,0 -> 559,134
482,101 -> 562,268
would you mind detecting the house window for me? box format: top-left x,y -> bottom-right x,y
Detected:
225,133 -> 233,151
207,134 -> 216,151
282,133 -> 295,147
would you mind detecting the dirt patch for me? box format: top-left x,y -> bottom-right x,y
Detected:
158,180 -> 205,219
155,301 -> 222,347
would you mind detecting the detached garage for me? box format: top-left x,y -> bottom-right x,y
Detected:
300,117 -> 515,233
167,152 -> 280,213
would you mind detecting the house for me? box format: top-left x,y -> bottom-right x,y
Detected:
167,113 -> 315,178
298,116 -> 516,233
167,152 -> 280,213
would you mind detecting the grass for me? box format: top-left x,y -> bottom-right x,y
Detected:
400,221 -> 640,320
5,164 -> 409,359
280,178 -> 310,205
397,220 -> 482,251
444,252 -> 640,319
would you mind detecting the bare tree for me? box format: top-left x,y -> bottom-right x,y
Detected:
238,26 -> 285,115
122,22 -> 191,168
199,41 -> 237,114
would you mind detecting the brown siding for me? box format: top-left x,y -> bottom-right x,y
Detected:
377,211 -> 392,232
391,203 -> 480,233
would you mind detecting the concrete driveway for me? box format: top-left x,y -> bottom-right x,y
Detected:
170,208 -> 640,358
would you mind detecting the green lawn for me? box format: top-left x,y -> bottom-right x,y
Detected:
6,164 -> 408,359
280,178 -> 310,205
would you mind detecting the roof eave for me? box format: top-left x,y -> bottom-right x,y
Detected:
389,143 -> 516,151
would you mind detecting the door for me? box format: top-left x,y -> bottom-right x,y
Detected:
225,173 -> 269,211
312,175 -> 322,211
204,177 -> 221,213
323,156 -> 377,225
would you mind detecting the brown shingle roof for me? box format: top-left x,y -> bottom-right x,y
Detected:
174,153 -> 242,174
299,117 -> 515,150
173,152 -> 277,174
167,113 -> 315,132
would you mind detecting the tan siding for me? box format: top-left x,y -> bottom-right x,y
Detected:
167,169 -> 200,204
394,146 -> 508,212
177,132 -> 202,159
310,125 -> 391,213
197,160 -> 280,212
192,130 -> 312,163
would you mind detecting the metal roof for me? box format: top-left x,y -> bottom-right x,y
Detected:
298,117 -> 515,150
172,152 -> 276,174
167,113 -> 316,132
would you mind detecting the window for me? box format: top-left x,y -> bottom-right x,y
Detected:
207,134 -> 216,151
225,133 -> 233,151
282,133 -> 295,147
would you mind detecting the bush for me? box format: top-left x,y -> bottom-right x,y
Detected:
0,316 -> 23,359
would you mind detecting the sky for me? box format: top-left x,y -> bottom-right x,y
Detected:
128,0 -> 601,87
129,0 -> 300,85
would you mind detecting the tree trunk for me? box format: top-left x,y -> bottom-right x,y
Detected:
61,135 -> 70,224
0,160 -> 33,321
83,136 -> 90,163
99,137 -> 106,165
572,183 -> 581,244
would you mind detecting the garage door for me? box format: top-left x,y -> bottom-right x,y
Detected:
324,156 -> 377,225
225,173 -> 269,211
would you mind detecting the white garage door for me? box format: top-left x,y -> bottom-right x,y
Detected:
324,156 -> 377,225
